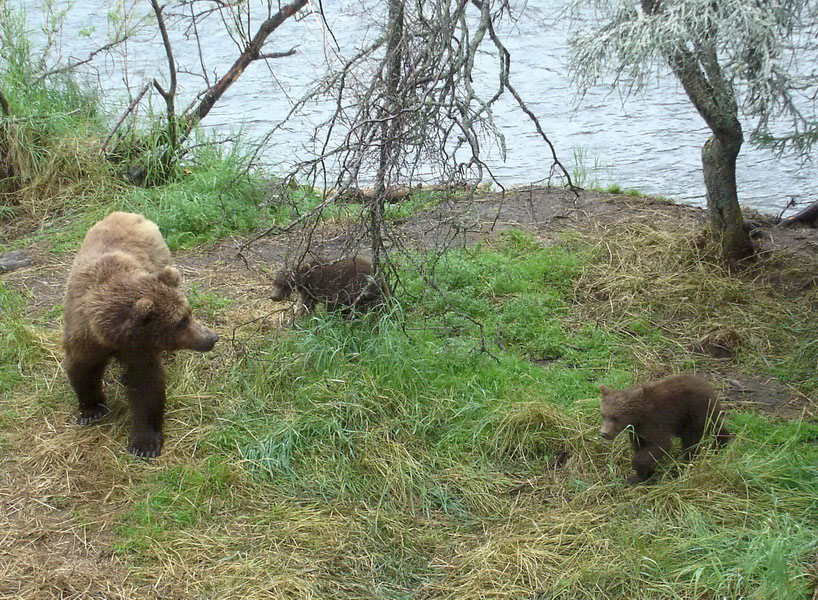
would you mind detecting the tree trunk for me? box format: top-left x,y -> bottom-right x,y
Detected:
701,131 -> 755,260
639,0 -> 755,262
370,0 -> 404,272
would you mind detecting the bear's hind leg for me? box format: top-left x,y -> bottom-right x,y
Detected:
680,429 -> 704,461
66,354 -> 110,425
628,435 -> 672,484
123,357 -> 166,458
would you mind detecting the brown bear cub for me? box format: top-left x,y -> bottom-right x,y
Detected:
599,374 -> 732,484
270,256 -> 387,317
63,212 -> 218,458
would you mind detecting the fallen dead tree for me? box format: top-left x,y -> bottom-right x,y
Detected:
334,183 -> 470,203
779,199 -> 818,228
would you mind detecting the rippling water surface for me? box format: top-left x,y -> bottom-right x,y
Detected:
21,0 -> 815,214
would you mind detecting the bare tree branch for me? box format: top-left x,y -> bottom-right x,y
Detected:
258,47 -> 298,60
34,36 -> 132,82
150,0 -> 179,155
181,0 -> 309,137
100,82 -> 151,154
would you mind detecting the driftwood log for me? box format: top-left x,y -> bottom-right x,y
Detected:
779,200 -> 818,228
0,250 -> 33,273
336,183 -> 468,203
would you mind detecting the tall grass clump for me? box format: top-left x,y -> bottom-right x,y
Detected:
573,218 -> 818,390
0,5 -> 118,217
570,146 -> 607,189
118,137 -> 269,249
0,283 -> 47,395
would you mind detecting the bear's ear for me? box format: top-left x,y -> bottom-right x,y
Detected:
599,385 -> 611,396
157,266 -> 181,287
134,298 -> 155,322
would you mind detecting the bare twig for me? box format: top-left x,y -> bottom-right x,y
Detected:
100,82 -> 151,154
34,37 -> 131,82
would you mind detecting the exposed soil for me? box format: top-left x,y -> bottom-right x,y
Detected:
2,186 -> 818,598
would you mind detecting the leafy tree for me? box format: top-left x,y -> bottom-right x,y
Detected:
569,0 -> 818,260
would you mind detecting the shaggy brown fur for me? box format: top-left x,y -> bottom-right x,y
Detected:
270,256 -> 387,317
63,212 -> 218,458
599,374 -> 732,484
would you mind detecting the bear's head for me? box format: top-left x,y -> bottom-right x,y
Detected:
91,266 -> 218,353
599,384 -> 641,440
269,268 -> 296,301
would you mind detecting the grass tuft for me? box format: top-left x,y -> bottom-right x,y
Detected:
572,218 -> 818,391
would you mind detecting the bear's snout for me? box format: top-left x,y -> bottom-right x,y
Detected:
599,427 -> 617,441
180,320 -> 219,352
197,327 -> 219,352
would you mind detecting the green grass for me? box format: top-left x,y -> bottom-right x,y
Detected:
187,284 -> 235,320
0,4 -> 118,218
384,190 -> 447,221
115,457 -> 238,556
117,142 -> 269,249
114,232 -> 816,599
0,284 -> 45,394
3,218 -> 818,598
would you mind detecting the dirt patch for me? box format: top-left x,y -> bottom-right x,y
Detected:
6,187 -> 818,317
720,376 -> 814,420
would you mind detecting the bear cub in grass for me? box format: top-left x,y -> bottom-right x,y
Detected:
63,212 -> 218,458
599,374 -> 732,484
270,255 -> 386,317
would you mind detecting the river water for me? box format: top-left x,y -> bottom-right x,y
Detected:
19,0 -> 815,214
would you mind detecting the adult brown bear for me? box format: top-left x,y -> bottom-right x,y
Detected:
270,256 -> 387,317
599,374 -> 732,484
63,212 -> 218,458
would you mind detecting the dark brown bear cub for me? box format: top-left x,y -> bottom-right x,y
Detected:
599,374 -> 731,484
270,256 -> 386,317
63,212 -> 218,458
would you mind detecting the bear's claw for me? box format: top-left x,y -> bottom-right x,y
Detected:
128,445 -> 161,459
625,473 -> 649,485
128,432 -> 163,459
77,405 -> 110,425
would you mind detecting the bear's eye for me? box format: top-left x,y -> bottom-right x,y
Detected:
176,316 -> 190,329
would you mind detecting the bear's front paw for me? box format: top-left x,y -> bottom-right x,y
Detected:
128,431 -> 164,459
77,404 -> 110,425
625,473 -> 649,485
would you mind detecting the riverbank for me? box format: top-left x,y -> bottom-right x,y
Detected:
2,180 -> 818,599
